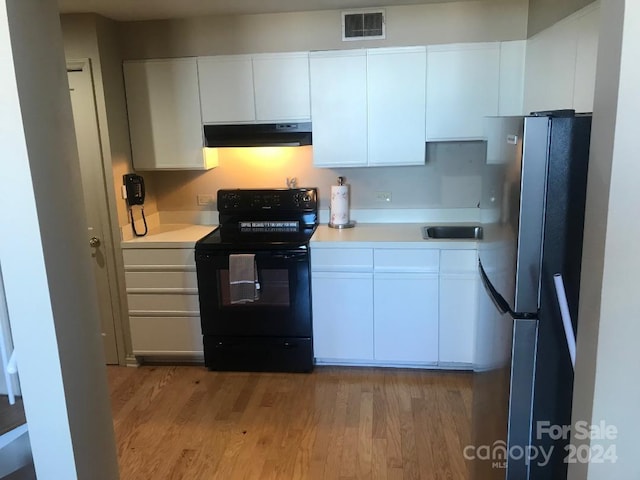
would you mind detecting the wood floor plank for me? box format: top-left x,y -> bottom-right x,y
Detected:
107,365 -> 473,480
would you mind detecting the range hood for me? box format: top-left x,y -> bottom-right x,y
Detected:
203,122 -> 312,148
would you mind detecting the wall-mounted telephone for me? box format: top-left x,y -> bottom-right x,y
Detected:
124,173 -> 145,206
123,173 -> 148,237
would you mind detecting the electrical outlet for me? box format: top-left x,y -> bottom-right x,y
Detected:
375,191 -> 392,203
197,194 -> 214,206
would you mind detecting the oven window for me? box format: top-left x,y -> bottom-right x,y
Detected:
219,268 -> 290,307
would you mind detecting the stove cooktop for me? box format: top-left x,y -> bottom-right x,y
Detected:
195,225 -> 316,250
195,188 -> 318,251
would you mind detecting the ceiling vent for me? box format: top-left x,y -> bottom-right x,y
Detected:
342,9 -> 385,41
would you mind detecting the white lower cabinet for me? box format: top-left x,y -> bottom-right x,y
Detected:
312,247 -> 450,367
311,272 -> 374,361
439,275 -> 477,365
122,248 -> 203,357
438,250 -> 479,366
374,273 -> 438,363
312,246 -> 478,368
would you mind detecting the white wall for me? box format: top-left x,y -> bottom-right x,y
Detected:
117,0 -> 529,59
146,142 -> 490,217
60,13 -> 159,226
0,0 -> 118,478
527,0 -> 593,35
569,0 -> 640,478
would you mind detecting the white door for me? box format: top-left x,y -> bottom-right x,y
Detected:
67,62 -> 119,364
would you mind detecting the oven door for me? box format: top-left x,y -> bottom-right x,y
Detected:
195,248 -> 311,337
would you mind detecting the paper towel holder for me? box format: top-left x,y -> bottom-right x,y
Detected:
329,176 -> 356,229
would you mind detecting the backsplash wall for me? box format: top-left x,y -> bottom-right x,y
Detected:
144,141 -> 487,215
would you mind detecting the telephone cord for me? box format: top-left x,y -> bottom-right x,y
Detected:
129,205 -> 148,237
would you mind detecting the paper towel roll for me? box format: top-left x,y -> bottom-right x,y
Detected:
330,185 -> 350,225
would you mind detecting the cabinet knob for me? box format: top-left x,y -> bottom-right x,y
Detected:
89,236 -> 101,248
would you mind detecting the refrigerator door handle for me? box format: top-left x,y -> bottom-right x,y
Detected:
478,260 -> 537,320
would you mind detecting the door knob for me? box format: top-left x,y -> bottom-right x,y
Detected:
89,236 -> 101,248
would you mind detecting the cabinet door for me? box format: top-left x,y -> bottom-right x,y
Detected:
523,23 -> 578,114
373,273 -> 438,363
367,47 -> 426,166
310,50 -> 368,167
426,43 -> 500,141
253,52 -> 311,121
499,40 -> 526,116
439,274 -> 478,365
573,7 -> 600,112
123,58 -> 210,170
440,250 -> 478,366
130,316 -> 203,356
198,55 -> 255,123
312,272 -> 374,360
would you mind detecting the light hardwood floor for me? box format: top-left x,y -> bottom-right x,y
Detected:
107,365 -> 473,480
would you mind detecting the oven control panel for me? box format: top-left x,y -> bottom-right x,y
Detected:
218,188 -> 317,212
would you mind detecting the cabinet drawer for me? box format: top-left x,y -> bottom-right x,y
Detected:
122,248 -> 195,268
125,271 -> 198,290
440,250 -> 478,273
374,249 -> 439,273
311,248 -> 373,272
130,316 -> 203,355
127,293 -> 200,314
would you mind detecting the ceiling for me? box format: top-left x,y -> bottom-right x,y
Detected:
57,0 -> 467,22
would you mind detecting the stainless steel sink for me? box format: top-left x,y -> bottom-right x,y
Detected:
422,225 -> 483,240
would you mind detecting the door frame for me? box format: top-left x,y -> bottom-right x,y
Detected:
67,58 -> 129,365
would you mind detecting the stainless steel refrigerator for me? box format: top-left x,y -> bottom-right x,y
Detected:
472,111 -> 592,480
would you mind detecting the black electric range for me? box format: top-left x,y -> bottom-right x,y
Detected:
194,188 -> 318,372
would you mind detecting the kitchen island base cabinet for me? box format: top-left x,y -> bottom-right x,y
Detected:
374,273 -> 438,364
311,272 -> 374,362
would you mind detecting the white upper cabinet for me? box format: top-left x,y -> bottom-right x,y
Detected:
426,43 -> 500,141
198,55 -> 255,123
524,3 -> 599,114
198,52 -> 311,124
524,23 -> 578,113
309,50 -> 368,167
572,6 -> 600,113
310,47 -> 426,168
367,47 -> 427,166
253,52 -> 311,121
123,58 -> 216,171
498,40 -> 526,116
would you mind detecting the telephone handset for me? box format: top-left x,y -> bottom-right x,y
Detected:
124,173 -> 145,206
123,173 -> 148,236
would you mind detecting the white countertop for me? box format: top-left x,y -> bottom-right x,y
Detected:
121,224 -> 217,248
120,222 -> 499,249
310,223 -> 480,249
